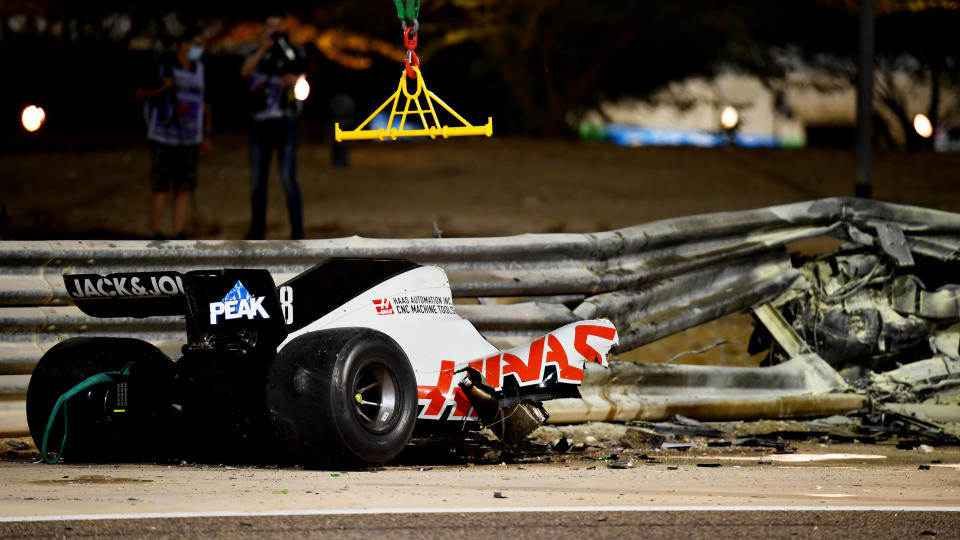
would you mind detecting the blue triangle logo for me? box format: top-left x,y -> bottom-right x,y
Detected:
221,281 -> 251,303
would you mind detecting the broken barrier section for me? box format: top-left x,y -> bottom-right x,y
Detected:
545,355 -> 864,423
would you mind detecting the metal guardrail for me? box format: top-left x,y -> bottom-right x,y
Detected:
546,355 -> 866,423
2,197 -> 959,403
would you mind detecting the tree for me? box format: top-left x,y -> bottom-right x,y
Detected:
419,0 -> 768,135
730,1 -> 960,149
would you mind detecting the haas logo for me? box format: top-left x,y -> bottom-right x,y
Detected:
373,298 -> 395,315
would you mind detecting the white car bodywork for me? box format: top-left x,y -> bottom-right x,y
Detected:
279,265 -> 618,422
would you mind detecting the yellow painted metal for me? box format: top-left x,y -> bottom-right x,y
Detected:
335,66 -> 493,142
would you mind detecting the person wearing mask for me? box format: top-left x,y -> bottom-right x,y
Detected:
241,14 -> 307,240
136,28 -> 211,240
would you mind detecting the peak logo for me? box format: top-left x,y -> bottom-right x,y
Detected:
209,281 -> 270,325
373,298 -> 395,315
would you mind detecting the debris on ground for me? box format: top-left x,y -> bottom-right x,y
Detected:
620,427 -> 665,449
0,437 -> 37,460
639,418 -> 724,439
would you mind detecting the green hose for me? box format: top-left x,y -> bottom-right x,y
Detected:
41,361 -> 135,464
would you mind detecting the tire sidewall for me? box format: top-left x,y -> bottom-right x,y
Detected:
267,327 -> 418,466
329,331 -> 417,463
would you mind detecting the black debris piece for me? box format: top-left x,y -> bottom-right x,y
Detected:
860,409 -> 960,446
633,420 -> 724,439
732,437 -> 794,454
550,438 -> 571,453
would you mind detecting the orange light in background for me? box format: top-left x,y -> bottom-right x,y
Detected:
914,113 -> 933,138
720,106 -> 739,130
21,105 -> 46,132
294,75 -> 310,101
316,28 -> 404,70
211,23 -> 404,71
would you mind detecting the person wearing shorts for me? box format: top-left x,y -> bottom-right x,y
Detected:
137,27 -> 211,240
149,143 -> 198,194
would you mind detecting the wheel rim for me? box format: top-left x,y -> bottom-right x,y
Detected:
352,362 -> 399,433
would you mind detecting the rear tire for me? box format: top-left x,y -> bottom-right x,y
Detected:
26,337 -> 176,462
266,328 -> 417,467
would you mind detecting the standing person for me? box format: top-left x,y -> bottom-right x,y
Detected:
136,28 -> 211,240
241,14 -> 307,240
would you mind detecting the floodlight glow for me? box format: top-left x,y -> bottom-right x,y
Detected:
294,76 -> 310,101
21,105 -> 46,132
914,113 -> 933,138
720,106 -> 739,130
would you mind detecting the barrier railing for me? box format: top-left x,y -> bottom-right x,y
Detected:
2,197 -> 959,416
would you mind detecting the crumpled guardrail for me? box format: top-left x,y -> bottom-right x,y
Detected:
545,355 -> 866,423
1,197 -> 959,431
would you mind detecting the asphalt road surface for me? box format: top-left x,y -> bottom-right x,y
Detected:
2,509 -> 959,539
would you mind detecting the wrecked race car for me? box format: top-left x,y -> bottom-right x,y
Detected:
25,258 -> 617,466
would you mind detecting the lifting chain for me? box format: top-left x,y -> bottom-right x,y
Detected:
394,0 -> 421,78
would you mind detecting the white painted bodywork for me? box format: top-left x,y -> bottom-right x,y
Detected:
278,265 -> 618,421
279,266 -> 497,379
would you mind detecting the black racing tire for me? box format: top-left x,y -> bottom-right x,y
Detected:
26,337 -> 177,463
266,328 -> 418,467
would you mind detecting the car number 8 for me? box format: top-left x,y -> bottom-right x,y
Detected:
279,286 -> 294,324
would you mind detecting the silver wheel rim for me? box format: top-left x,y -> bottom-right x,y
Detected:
352,362 -> 399,433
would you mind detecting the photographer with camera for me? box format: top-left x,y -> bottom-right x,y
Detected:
241,14 -> 307,240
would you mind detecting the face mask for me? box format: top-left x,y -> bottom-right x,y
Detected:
187,45 -> 204,62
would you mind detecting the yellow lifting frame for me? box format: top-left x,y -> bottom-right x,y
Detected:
335,66 -> 492,142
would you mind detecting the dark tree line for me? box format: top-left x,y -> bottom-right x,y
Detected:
3,1 -> 960,140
